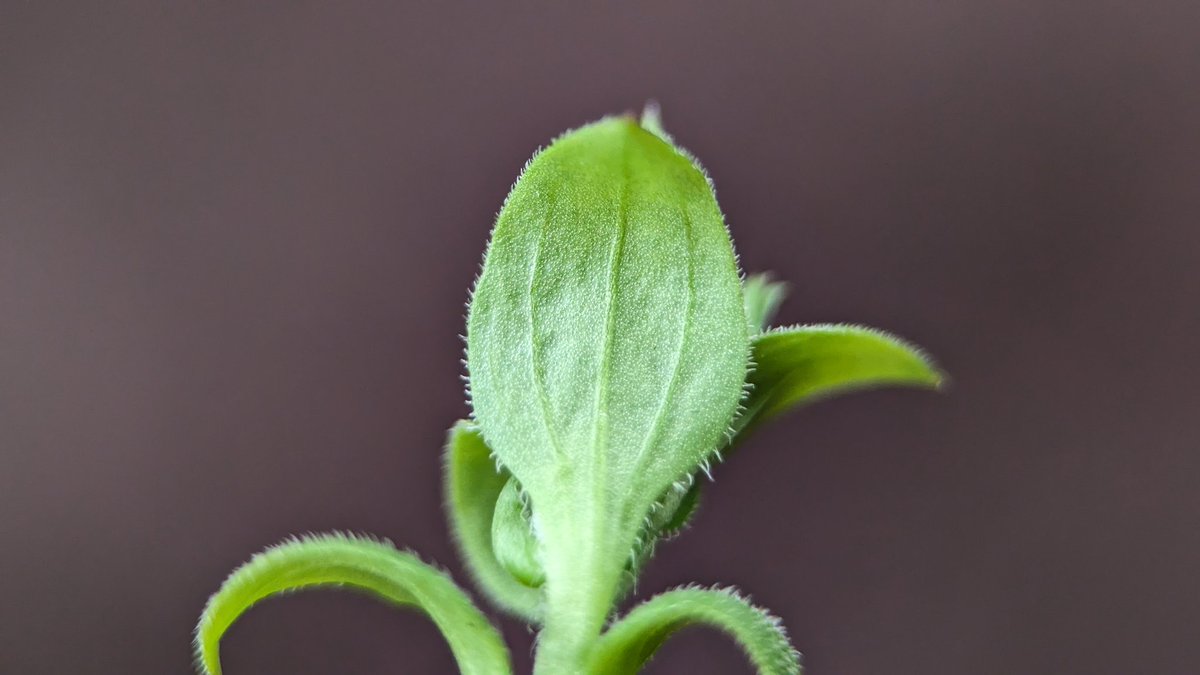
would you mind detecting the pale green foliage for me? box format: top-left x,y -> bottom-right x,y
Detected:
194,533 -> 511,675
444,422 -> 542,622
589,586 -> 801,675
195,107 -> 941,675
466,116 -> 749,670
467,116 -> 747,535
736,324 -> 943,436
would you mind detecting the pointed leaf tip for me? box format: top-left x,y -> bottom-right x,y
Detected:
736,323 -> 943,435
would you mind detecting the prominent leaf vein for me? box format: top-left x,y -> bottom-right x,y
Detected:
590,143 -> 631,491
528,187 -> 567,461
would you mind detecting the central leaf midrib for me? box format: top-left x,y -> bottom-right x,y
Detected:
590,138 -> 631,498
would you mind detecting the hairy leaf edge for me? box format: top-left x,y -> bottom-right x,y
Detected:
588,584 -> 801,675
194,532 -> 511,675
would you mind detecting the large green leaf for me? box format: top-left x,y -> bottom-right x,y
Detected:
587,586 -> 801,675
466,116 -> 749,667
444,421 -> 543,622
737,324 -> 943,435
194,533 -> 511,675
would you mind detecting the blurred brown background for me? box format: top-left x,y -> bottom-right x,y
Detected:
2,2 -> 1198,674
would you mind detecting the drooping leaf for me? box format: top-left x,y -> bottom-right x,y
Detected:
466,115 -> 749,653
587,586 -> 801,675
736,324 -> 943,436
194,533 -> 511,675
743,273 -> 788,334
444,422 -> 543,622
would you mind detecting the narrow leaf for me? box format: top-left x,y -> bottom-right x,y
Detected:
444,421 -> 543,622
743,273 -> 788,334
588,586 -> 801,675
737,324 -> 943,435
194,533 -> 511,675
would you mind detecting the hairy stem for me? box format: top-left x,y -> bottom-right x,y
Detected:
531,497 -> 630,674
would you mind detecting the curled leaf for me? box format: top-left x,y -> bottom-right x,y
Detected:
444,422 -> 543,622
194,533 -> 511,675
587,585 -> 801,675
492,477 -> 545,589
736,324 -> 943,436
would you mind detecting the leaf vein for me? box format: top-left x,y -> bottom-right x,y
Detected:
528,187 -> 567,461
591,144 -> 631,492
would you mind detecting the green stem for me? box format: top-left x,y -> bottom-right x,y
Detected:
532,504 -> 630,674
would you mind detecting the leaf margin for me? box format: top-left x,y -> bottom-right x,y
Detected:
587,584 -> 801,675
443,420 -> 544,623
194,532 -> 511,675
736,322 -> 944,436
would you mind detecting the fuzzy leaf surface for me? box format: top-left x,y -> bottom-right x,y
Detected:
737,324 -> 942,434
492,477 -> 545,589
194,533 -> 511,675
466,116 -> 748,655
587,586 -> 801,675
444,422 -> 543,622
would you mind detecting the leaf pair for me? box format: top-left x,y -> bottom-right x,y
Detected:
192,532 -> 800,675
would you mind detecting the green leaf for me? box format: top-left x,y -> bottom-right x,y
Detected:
629,323 -> 941,567
743,273 -> 788,334
194,533 -> 511,675
587,586 -> 801,675
450,427 -> 698,614
736,324 -> 943,435
444,422 -> 543,622
466,116 -> 749,662
491,477 -> 545,589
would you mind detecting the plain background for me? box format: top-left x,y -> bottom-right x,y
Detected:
2,2 -> 1198,674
